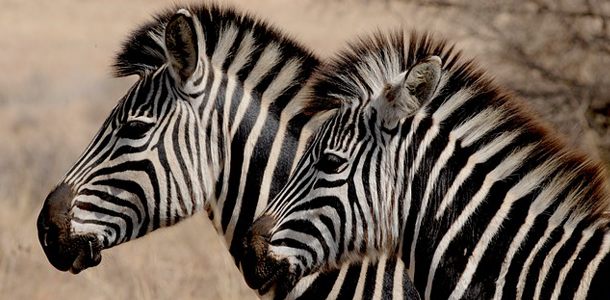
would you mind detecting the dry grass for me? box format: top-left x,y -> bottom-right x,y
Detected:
1,0 -> 607,299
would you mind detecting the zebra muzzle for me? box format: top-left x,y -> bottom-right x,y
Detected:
37,183 -> 103,273
38,216 -> 103,274
241,215 -> 294,297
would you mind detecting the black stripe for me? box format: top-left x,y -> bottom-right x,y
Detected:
586,245 -> 610,300
198,61 -> 215,119
558,229 -> 605,300
381,258 -> 396,299
228,82 -> 244,126
269,113 -> 309,200
336,262 -> 362,299
362,262 -> 377,300
170,108 -> 190,215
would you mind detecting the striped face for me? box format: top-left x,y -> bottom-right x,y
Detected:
37,10 -> 212,274
242,55 -> 444,289
66,66 -> 206,245
263,99 -> 400,277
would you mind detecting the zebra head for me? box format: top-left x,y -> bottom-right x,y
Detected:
37,9 -> 213,274
242,32 -> 444,289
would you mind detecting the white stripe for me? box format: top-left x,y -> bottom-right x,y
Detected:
162,107 -> 192,217
271,229 -> 321,266
515,204 -> 570,299
515,181 -> 593,299
325,262 -> 351,300
227,31 -> 255,76
432,88 -> 472,121
393,257 -> 405,300
574,231 -> 610,299
458,108 -> 507,148
230,43 -> 281,137
353,256 -> 371,300
372,255 -> 388,300
211,26 -> 238,68
226,31 -> 257,138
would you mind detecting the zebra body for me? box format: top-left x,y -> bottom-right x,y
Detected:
36,5 -> 418,299
244,31 -> 610,300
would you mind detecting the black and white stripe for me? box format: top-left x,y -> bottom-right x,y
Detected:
38,5 -> 419,300
252,31 -> 610,300
288,254 -> 420,300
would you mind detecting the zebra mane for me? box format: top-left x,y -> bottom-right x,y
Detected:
309,30 -> 610,220
112,3 -> 317,77
306,31 -> 479,114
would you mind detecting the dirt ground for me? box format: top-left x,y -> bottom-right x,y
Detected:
1,0 -> 608,299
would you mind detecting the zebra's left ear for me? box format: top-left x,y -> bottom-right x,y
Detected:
377,56 -> 442,124
164,9 -> 204,86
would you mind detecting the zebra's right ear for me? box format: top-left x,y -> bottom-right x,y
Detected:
164,9 -> 203,85
377,56 -> 442,125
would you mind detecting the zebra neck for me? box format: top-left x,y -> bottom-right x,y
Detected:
385,91 -> 610,299
195,61 -> 315,261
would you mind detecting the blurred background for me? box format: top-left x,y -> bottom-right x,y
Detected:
1,0 -> 608,299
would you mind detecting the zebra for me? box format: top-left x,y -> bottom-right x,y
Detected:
243,30 -> 610,300
35,4 -> 420,300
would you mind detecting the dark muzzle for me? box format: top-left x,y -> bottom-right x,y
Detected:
37,183 -> 102,274
241,215 -> 295,297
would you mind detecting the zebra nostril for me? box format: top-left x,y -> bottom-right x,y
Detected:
39,221 -> 59,250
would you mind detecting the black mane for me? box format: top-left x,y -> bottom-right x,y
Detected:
113,4 -> 317,77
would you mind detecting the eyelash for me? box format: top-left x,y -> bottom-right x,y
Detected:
316,153 -> 348,174
117,120 -> 153,139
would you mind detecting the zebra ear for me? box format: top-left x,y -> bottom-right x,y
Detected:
165,9 -> 202,83
404,56 -> 442,104
380,56 -> 442,122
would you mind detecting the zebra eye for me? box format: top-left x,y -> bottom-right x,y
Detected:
316,153 -> 348,174
118,120 -> 153,139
